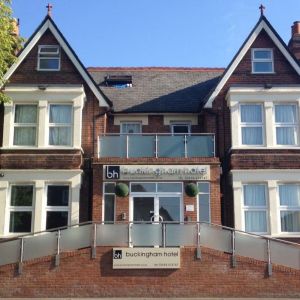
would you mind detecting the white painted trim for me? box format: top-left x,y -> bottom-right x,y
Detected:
2,19 -> 108,107
114,115 -> 148,125
205,20 -> 300,108
164,115 -> 198,125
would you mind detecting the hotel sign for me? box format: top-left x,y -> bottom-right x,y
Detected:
104,165 -> 210,181
112,248 -> 180,269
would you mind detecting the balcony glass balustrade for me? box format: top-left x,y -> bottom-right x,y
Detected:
98,133 -> 215,158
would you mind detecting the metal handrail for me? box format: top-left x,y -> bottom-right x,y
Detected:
99,133 -> 215,136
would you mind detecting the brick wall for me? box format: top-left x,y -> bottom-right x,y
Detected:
0,246 -> 299,298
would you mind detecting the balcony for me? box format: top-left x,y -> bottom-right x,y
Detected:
98,134 -> 215,158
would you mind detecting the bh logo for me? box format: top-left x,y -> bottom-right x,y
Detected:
106,166 -> 120,179
113,250 -> 122,259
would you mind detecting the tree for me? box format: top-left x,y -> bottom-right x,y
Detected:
0,0 -> 23,102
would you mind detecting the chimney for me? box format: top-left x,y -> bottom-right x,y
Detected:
288,21 -> 300,60
11,18 -> 19,36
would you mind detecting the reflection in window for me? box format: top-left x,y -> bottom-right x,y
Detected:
198,182 -> 210,223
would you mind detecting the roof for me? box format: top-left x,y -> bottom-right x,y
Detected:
3,16 -> 111,107
88,67 -> 224,113
204,15 -> 300,108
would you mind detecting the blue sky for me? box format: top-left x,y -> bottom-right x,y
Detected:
11,0 -> 300,68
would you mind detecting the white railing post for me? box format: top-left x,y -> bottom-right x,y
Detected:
128,223 -> 132,247
231,230 -> 237,267
162,223 -> 166,248
155,135 -> 158,158
91,223 -> 97,259
126,135 -> 129,158
267,239 -> 272,277
55,230 -> 61,267
184,135 -> 188,158
196,223 -> 201,259
18,238 -> 24,275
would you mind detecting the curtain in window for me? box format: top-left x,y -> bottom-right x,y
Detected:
245,211 -> 267,232
275,105 -> 296,123
14,127 -> 36,145
121,123 -> 141,134
15,105 -> 37,123
49,105 -> 72,124
244,185 -> 266,206
242,127 -> 263,145
279,185 -> 300,206
49,127 -> 71,145
241,105 -> 262,122
276,127 -> 296,145
281,211 -> 300,232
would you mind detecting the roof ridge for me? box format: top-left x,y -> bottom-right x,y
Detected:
87,67 -> 225,72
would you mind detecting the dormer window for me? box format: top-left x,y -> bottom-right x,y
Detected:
38,45 -> 60,71
104,75 -> 132,88
251,49 -> 274,73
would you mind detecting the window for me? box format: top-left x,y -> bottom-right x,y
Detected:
275,104 -> 298,145
49,104 -> 72,146
171,123 -> 191,135
240,104 -> 264,145
46,185 -> 69,230
13,105 -> 37,146
279,184 -> 300,233
197,182 -> 210,223
103,183 -> 115,223
38,45 -> 60,71
120,122 -> 142,134
9,185 -> 34,233
242,184 -> 268,233
252,49 -> 274,73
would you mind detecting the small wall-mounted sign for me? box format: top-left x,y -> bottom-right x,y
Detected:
185,205 -> 194,212
113,248 -> 180,269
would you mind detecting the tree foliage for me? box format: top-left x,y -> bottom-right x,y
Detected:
0,0 -> 23,102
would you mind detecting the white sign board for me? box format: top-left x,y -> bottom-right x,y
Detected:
112,248 -> 180,269
105,165 -> 210,181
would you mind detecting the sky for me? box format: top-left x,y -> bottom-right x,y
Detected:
10,0 -> 300,68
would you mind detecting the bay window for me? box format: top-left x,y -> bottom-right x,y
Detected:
46,185 -> 69,230
9,185 -> 34,233
242,184 -> 268,233
240,104 -> 264,145
275,104 -> 298,145
49,104 -> 72,146
13,105 -> 37,146
279,184 -> 300,233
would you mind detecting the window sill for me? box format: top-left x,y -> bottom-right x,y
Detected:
232,146 -> 300,150
251,72 -> 276,75
0,146 -> 81,151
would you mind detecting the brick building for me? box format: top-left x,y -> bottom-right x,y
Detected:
0,12 -> 300,298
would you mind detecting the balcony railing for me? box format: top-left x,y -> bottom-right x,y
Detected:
98,133 -> 215,158
1,222 -> 300,276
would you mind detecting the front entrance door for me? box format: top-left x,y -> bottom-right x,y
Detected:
133,196 -> 181,222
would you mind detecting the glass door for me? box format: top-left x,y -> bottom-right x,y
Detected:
159,196 -> 181,222
133,197 -> 154,222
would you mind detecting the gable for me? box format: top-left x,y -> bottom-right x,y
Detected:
3,17 -> 110,107
205,17 -> 300,108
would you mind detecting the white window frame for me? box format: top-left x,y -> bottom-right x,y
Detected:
239,103 -> 265,146
242,183 -> 269,234
251,48 -> 274,74
102,182 -> 116,223
278,183 -> 300,234
197,182 -> 211,223
6,184 -> 34,234
13,104 -> 38,147
44,184 -> 70,230
120,122 -> 142,134
37,45 -> 60,71
274,104 -> 299,146
48,103 -> 73,147
170,122 -> 191,135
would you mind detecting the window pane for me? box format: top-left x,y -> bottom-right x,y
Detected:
40,46 -> 59,53
47,186 -> 69,206
253,62 -> 273,73
245,211 -> 267,233
244,185 -> 266,206
254,50 -> 272,59
39,59 -> 59,70
159,197 -> 180,222
104,194 -> 115,222
11,186 -> 33,206
9,212 -> 32,233
279,185 -> 300,206
121,123 -> 141,134
131,183 -> 156,192
275,105 -> 297,123
46,211 -> 68,230
172,125 -> 189,134
49,105 -> 72,124
198,194 -> 210,222
49,127 -> 71,146
276,127 -> 296,145
241,105 -> 262,123
157,183 -> 182,193
104,183 -> 115,193
14,127 -> 36,146
242,127 -> 263,145
197,182 -> 210,194
15,105 -> 37,123
281,211 -> 300,232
